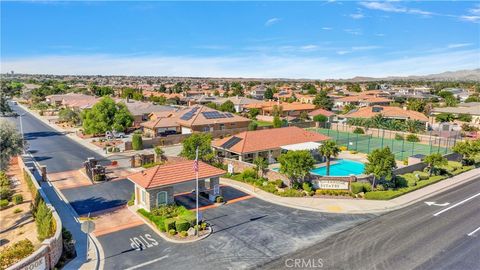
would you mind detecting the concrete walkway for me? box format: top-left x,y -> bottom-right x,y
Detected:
220,167 -> 480,214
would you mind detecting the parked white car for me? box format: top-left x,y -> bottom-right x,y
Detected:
105,130 -> 126,139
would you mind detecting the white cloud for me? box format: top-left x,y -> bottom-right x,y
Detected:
344,29 -> 363,35
350,13 -> 365,19
322,27 -> 333,30
265,17 -> 280,26
3,49 -> 477,79
447,43 -> 473,49
359,1 -> 433,16
458,4 -> 480,22
300,45 -> 319,51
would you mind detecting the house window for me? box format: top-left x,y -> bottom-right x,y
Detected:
220,124 -> 225,130
203,126 -> 210,132
156,191 -> 168,207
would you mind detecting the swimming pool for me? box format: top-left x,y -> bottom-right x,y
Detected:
272,159 -> 365,177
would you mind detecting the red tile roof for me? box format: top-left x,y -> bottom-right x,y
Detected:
308,108 -> 335,117
128,160 -> 225,189
343,106 -> 429,122
212,126 -> 330,154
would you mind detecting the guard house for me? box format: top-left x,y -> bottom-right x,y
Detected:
127,160 -> 225,212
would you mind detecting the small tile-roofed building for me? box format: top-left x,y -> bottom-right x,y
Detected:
340,106 -> 429,123
212,126 -> 330,164
127,160 -> 225,211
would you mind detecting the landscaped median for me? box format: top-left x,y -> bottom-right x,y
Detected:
224,161 -> 477,202
135,204 -> 212,243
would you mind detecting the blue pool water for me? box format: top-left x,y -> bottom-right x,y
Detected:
272,159 -> 365,177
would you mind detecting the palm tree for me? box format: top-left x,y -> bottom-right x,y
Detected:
371,114 -> 384,129
424,153 -> 447,176
318,140 -> 341,176
253,157 -> 268,179
404,119 -> 420,133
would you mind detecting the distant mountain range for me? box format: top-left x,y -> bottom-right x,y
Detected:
337,69 -> 480,82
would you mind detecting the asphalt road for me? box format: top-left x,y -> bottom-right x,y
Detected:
98,197 -> 375,270
262,178 -> 480,270
8,103 -> 104,173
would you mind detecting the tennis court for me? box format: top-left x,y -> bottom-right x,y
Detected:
308,128 -> 452,161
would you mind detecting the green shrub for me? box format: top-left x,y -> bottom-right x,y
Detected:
200,222 -> 207,230
302,182 -> 313,193
0,171 -> 9,187
164,218 -> 176,232
179,231 -> 188,237
142,162 -> 161,169
13,208 -> 22,214
353,127 -> 365,134
168,229 -> 176,236
403,158 -> 408,165
241,169 -> 257,180
394,176 -> 408,188
93,174 -> 106,182
0,199 -> 9,209
0,187 -> 12,200
35,200 -> 54,241
394,133 -> 404,140
132,134 -> 144,150
406,134 -> 420,142
259,184 -> 277,194
127,193 -> 135,206
0,239 -> 34,269
184,215 -> 197,226
274,179 -> 284,188
351,182 -> 372,194
175,219 -> 191,232
12,194 -> 23,205
215,196 -> 224,203
278,188 -> 304,197
414,171 -> 429,180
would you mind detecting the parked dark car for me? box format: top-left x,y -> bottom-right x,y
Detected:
159,130 -> 178,137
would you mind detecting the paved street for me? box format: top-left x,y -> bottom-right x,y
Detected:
9,104 -> 105,173
262,178 -> 480,270
97,197 -> 374,270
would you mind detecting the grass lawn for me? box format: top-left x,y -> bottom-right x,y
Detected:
254,120 -> 273,127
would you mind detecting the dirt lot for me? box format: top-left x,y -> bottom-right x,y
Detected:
0,162 -> 41,250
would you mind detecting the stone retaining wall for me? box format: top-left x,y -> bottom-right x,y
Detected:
7,156 -> 63,270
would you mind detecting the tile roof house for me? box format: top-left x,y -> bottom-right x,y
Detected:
431,102 -> 480,126
115,98 -> 176,126
46,93 -> 100,109
212,96 -> 263,113
244,101 -> 316,117
341,106 -> 429,122
141,105 -> 251,137
128,160 -> 225,211
212,126 -> 330,163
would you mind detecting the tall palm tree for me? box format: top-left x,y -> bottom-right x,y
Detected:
318,140 -> 341,176
404,119 -> 421,133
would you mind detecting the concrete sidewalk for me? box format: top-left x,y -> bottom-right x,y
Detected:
220,167 -> 480,214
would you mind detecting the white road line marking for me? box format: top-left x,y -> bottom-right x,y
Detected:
433,193 -> 480,217
467,226 -> 480,237
124,255 -> 169,270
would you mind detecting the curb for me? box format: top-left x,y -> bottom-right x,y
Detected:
127,206 -> 212,244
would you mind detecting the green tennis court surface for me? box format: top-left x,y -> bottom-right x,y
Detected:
308,128 -> 452,161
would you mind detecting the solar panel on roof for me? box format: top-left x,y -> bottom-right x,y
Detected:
225,113 -> 234,118
221,136 -> 242,149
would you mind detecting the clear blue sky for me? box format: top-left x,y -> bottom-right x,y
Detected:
1,1 -> 479,79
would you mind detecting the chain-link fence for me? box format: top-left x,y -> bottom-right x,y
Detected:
308,124 -> 458,161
